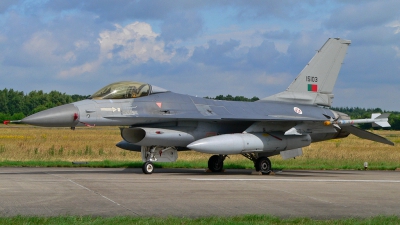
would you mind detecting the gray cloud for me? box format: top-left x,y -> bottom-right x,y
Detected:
324,0 -> 400,30
347,26 -> 400,47
160,11 -> 203,42
191,39 -> 241,67
0,0 -> 17,13
1,11 -> 102,69
246,40 -> 280,69
45,0 -> 207,21
340,44 -> 400,84
263,29 -> 296,40
1,0 -> 400,110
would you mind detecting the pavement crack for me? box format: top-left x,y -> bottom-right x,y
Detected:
266,186 -> 347,207
44,172 -> 139,215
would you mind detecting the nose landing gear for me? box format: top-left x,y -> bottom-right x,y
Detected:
142,161 -> 154,174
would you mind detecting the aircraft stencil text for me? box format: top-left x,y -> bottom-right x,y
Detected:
306,76 -> 318,82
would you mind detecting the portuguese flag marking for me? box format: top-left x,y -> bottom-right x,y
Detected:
308,84 -> 318,92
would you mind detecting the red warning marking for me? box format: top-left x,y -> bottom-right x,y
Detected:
156,102 -> 162,108
73,113 -> 78,121
3,120 -> 10,125
205,132 -> 217,137
80,122 -> 96,127
268,133 -> 283,141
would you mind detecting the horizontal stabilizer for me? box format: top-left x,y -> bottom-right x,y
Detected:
342,125 -> 394,146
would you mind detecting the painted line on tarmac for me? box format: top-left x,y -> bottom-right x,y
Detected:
45,172 -> 140,215
189,178 -> 400,183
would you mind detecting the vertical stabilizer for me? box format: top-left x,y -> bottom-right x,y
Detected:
261,38 -> 351,107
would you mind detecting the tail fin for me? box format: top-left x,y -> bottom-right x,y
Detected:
372,113 -> 391,128
261,38 -> 351,107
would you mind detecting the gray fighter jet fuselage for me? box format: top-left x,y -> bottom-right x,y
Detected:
20,38 -> 394,174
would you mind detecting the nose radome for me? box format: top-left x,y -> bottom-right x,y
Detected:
21,104 -> 79,127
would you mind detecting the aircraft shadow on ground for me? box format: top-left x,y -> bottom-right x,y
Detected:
0,167 -> 361,177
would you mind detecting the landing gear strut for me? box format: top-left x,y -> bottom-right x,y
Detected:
208,155 -> 227,172
142,146 -> 157,174
242,153 -> 272,175
140,146 -> 178,174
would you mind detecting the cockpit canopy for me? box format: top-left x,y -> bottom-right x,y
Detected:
90,81 -> 168,100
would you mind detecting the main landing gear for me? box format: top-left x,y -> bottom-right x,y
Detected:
254,157 -> 272,175
242,153 -> 272,175
207,153 -> 272,175
207,155 -> 227,172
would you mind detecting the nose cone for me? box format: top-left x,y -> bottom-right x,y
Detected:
22,104 -> 79,127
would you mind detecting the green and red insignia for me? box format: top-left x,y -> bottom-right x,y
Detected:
308,84 -> 318,92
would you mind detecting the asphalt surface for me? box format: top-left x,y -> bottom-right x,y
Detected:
1,167 -> 400,219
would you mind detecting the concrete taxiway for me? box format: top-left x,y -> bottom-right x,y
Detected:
1,167 -> 399,218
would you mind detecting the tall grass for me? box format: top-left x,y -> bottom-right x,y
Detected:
1,215 -> 400,225
0,125 -> 140,161
1,125 -> 399,170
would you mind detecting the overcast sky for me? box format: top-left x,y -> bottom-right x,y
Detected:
1,1 -> 399,111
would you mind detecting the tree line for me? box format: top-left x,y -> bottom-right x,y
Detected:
1,89 -> 399,130
0,88 -> 89,122
206,94 -> 260,102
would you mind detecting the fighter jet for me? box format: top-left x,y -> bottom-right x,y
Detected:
20,38 -> 394,174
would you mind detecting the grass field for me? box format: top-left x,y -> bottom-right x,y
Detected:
1,125 -> 399,170
1,215 -> 400,225
1,125 -> 400,224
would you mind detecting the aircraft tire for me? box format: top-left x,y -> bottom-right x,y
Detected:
255,157 -> 271,175
142,161 -> 154,174
208,155 -> 224,172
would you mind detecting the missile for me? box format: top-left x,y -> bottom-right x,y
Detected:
324,113 -> 391,128
187,132 -> 311,154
